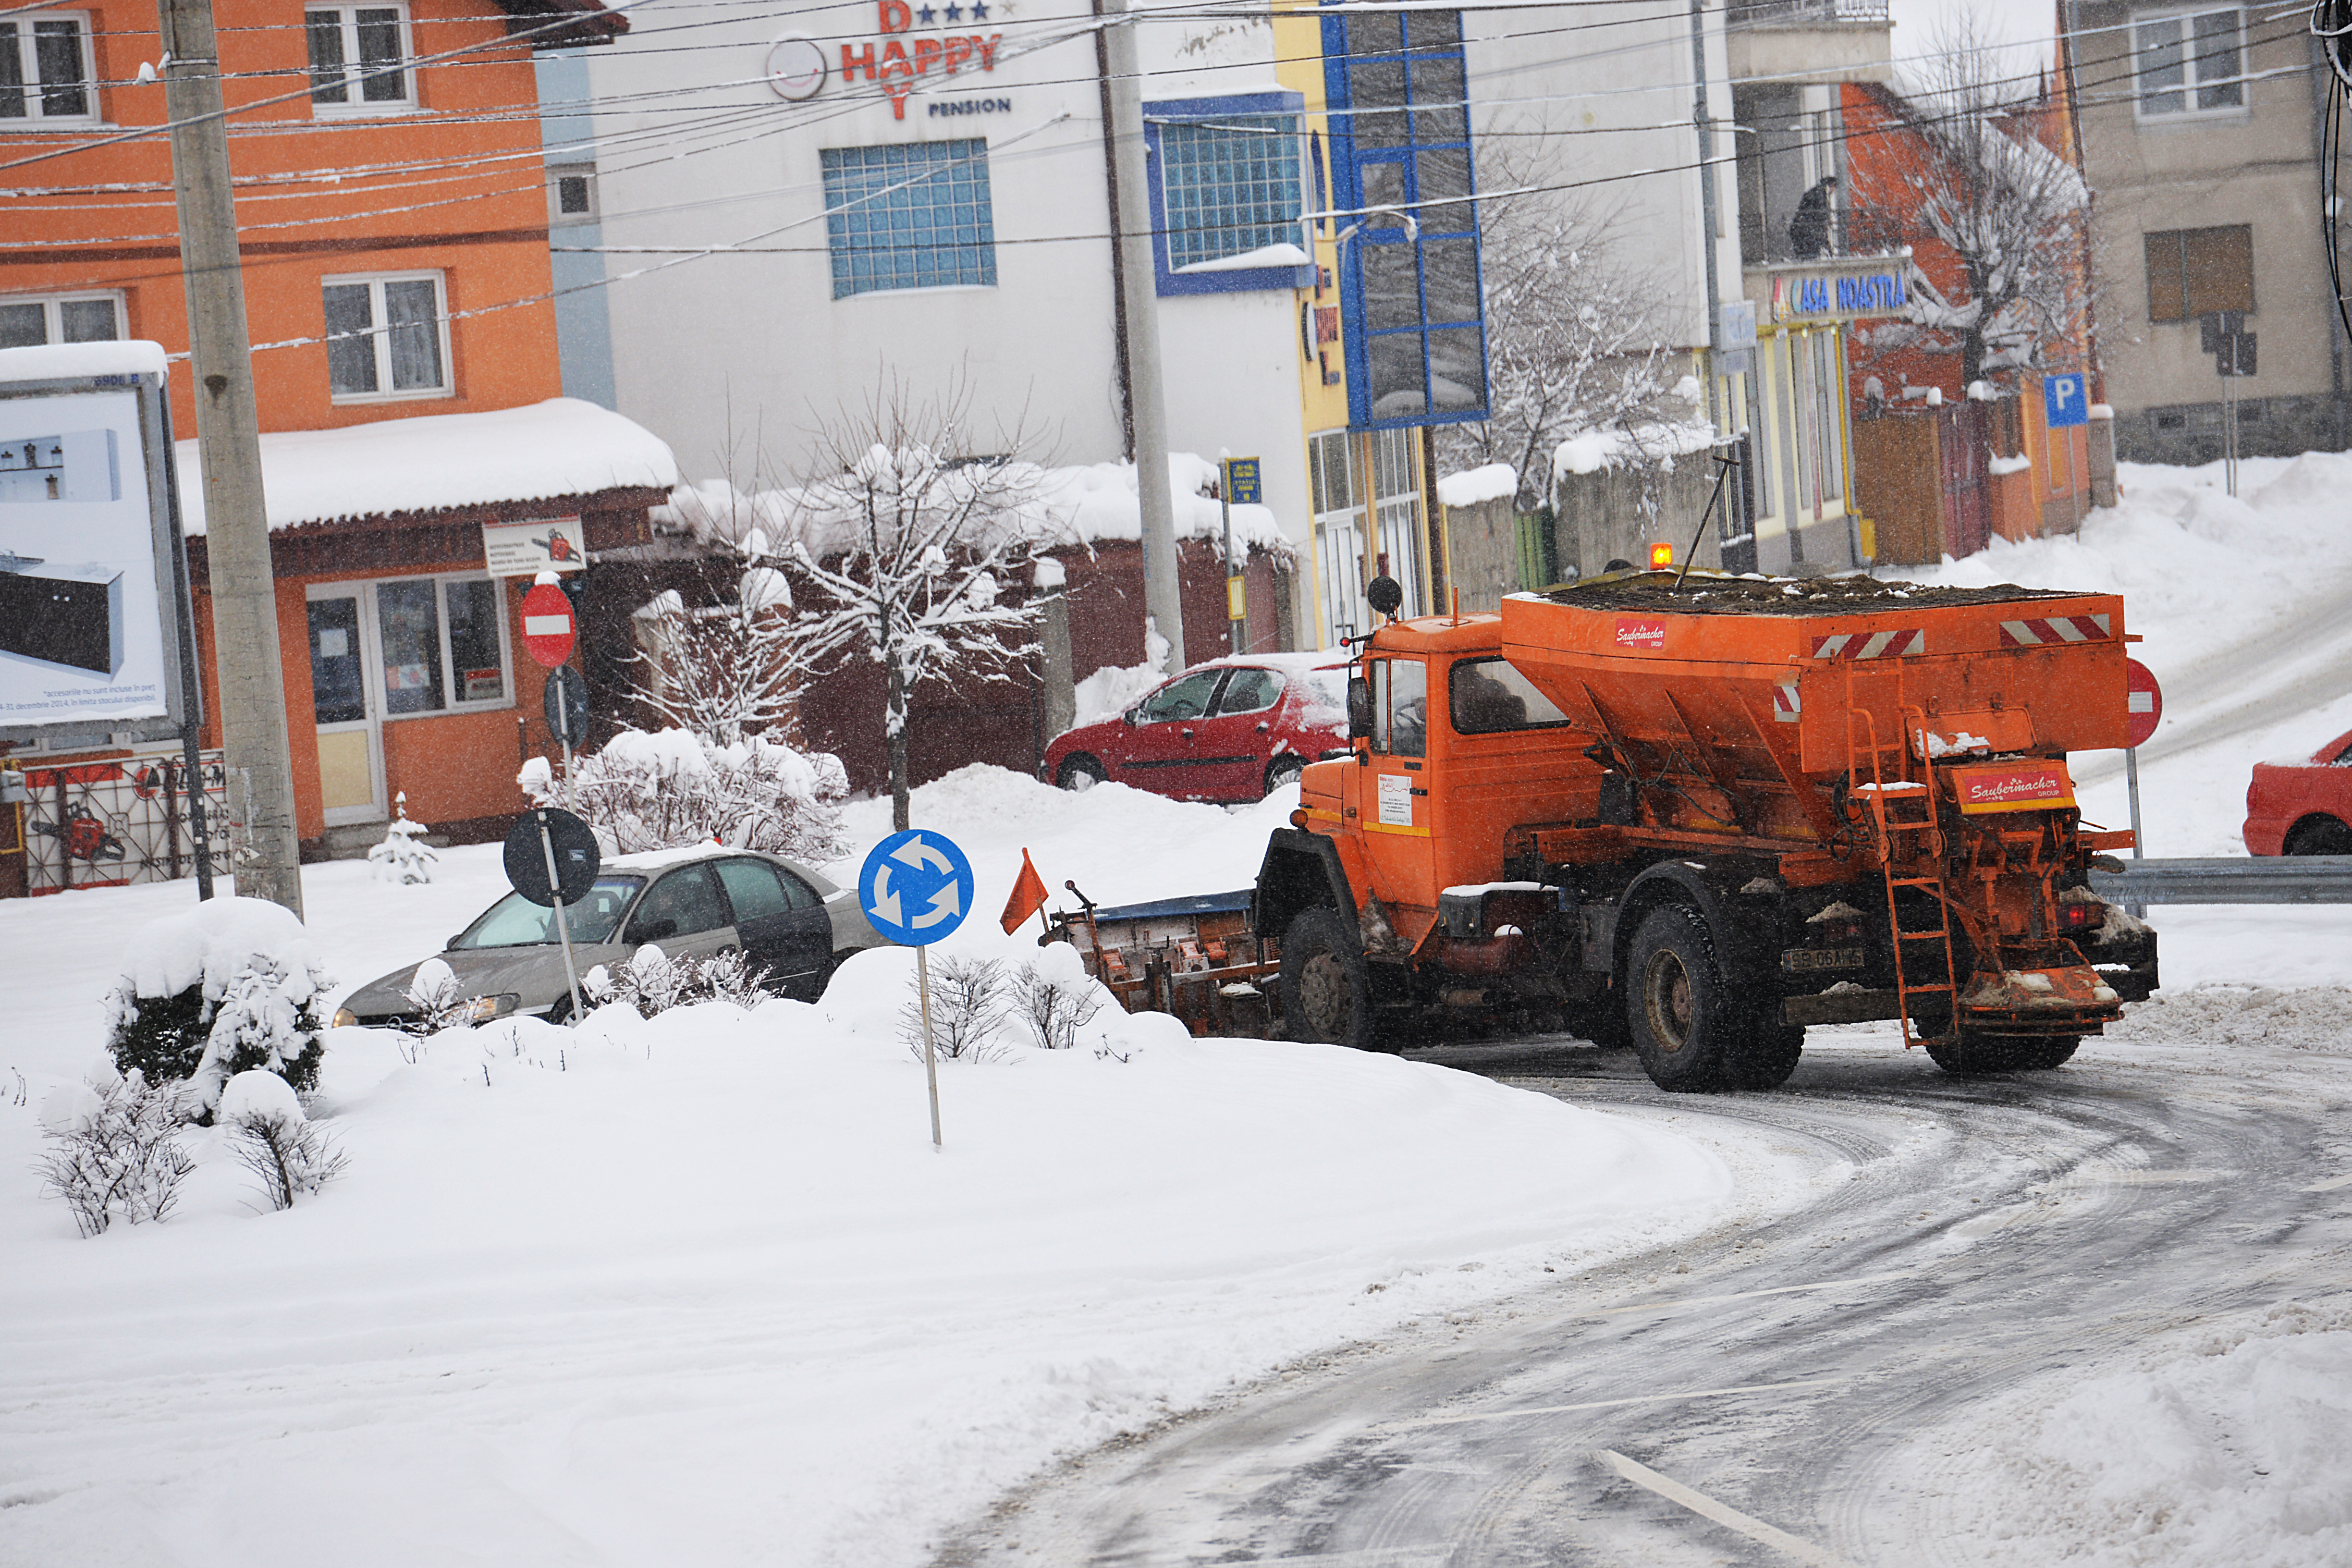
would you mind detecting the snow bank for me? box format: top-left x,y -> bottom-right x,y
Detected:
175,398 -> 679,534
1552,420 -> 1716,481
1437,462 -> 1518,508
114,895 -> 329,1006
1919,1296 -> 2352,1568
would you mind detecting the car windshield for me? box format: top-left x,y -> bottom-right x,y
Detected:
450,876 -> 644,948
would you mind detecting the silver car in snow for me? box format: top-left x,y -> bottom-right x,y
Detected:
334,844 -> 884,1027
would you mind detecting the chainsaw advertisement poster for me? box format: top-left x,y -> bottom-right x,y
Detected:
0,386 -> 172,728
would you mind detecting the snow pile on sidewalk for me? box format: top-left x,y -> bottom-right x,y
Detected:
1958,1297 -> 2352,1568
0,949 -> 1749,1567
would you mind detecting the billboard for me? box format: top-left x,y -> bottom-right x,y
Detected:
0,345 -> 194,743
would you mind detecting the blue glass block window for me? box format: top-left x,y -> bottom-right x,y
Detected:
1145,92 -> 1315,297
820,139 -> 997,300
1159,115 -> 1303,270
1322,7 -> 1488,427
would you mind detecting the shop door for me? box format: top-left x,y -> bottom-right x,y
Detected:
305,588 -> 385,826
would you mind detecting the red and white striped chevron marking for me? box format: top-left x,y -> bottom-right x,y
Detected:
1999,613 -> 2111,646
1810,628 -> 1926,659
1773,682 -> 1801,722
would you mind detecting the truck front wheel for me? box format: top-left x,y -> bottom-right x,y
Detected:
1625,905 -> 1743,1091
1282,907 -> 1378,1051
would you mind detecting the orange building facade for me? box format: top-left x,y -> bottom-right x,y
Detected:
1838,78 -> 2098,560
1,0 -> 670,893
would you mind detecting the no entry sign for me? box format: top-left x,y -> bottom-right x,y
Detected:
520,583 -> 577,669
2125,658 -> 2163,749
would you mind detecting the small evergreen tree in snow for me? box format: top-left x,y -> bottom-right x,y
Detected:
103,897 -> 333,1118
367,792 -> 438,884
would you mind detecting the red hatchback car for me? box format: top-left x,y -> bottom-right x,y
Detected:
2243,727 -> 2352,855
1046,655 -> 1351,803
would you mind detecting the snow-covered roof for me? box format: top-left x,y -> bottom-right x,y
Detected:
1437,463 -> 1518,509
175,398 -> 679,535
0,339 -> 170,383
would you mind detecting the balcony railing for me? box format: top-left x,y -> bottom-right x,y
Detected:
1728,0 -> 1891,27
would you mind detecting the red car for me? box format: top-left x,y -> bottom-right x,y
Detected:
1046,654 -> 1351,802
2243,727 -> 2352,855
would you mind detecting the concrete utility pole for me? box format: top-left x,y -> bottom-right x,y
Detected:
1099,0 -> 1185,671
161,0 -> 304,916
1687,0 -> 1725,436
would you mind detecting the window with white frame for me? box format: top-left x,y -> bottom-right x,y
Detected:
819,140 -> 997,299
0,12 -> 95,123
2133,8 -> 2244,119
0,289 -> 119,348
307,5 -> 413,113
374,574 -> 509,715
323,272 -> 449,400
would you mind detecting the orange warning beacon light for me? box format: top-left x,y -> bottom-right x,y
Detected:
1648,542 -> 1674,569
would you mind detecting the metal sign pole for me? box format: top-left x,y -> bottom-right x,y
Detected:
917,944 -> 942,1150
536,812 -> 586,1020
2123,744 -> 2148,920
1220,458 -> 1240,654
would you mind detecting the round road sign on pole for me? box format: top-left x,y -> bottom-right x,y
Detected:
504,806 -> 600,905
2125,658 -> 2163,749
520,582 -> 578,669
859,828 -> 975,947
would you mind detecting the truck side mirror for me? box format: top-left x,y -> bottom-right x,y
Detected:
1347,675 -> 1374,739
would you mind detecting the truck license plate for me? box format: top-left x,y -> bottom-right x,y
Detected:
1783,947 -> 1864,972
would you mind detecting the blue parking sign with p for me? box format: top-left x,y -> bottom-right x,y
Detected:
2043,374 -> 2088,428
859,828 -> 975,947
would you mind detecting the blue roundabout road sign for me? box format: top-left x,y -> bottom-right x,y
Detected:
858,828 -> 975,947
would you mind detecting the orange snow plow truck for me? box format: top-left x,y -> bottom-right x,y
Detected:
1248,571 -> 2160,1089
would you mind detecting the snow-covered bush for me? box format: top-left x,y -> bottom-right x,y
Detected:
1013,944 -> 1105,1051
586,943 -> 771,1019
35,1064 -> 193,1236
220,1070 -> 347,1212
367,792 -> 437,884
103,898 -> 333,1117
901,954 -> 1010,1062
520,727 -> 849,861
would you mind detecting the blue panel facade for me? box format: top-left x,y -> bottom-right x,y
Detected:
1143,91 -> 1316,296
1319,5 -> 1488,428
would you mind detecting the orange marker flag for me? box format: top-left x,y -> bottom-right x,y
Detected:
1000,848 -> 1050,935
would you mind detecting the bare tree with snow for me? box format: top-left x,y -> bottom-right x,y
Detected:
1856,15 -> 2092,393
766,379 -> 1047,831
1437,142 -> 1688,512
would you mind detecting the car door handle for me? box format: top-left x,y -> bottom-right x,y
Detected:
1256,721 -> 1271,732
1181,728 -> 1194,739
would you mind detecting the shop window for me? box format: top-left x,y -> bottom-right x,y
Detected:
2133,8 -> 2243,119
308,4 -> 412,112
0,12 -> 93,122
1322,6 -> 1487,428
0,289 -> 119,349
1145,93 -> 1310,294
323,272 -> 449,400
375,575 -> 508,717
819,139 -> 996,299
2144,225 -> 2252,321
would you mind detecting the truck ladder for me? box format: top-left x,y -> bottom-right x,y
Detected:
1844,671 -> 1961,1047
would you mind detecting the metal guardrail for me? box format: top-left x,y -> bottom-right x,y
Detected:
2088,857 -> 2352,905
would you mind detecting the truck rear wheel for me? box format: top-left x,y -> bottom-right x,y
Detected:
1624,905 -> 1742,1091
1282,907 -> 1378,1051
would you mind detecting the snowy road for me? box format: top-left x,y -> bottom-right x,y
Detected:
937,1023 -> 2352,1567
